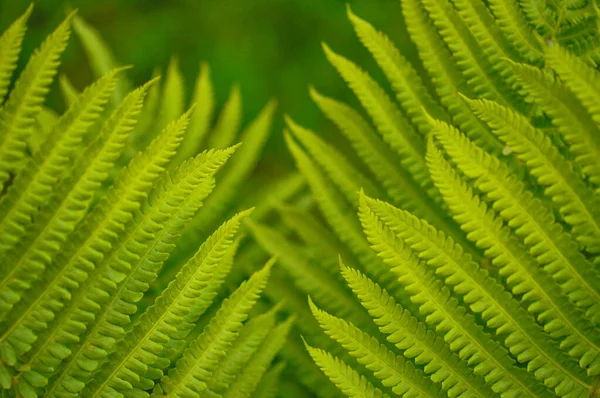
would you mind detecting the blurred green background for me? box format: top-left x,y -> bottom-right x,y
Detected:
0,0 -> 413,171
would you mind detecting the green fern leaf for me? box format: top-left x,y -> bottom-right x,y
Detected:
284,131 -> 397,295
171,62 -> 215,165
152,260 -> 273,397
309,297 -> 443,397
486,0 -> 543,62
0,68 -> 120,258
509,60 -> 600,192
0,79 -> 154,367
182,98 -> 276,239
359,194 -> 552,396
339,266 -> 496,398
81,210 -> 253,396
246,218 -> 366,321
156,57 -> 186,138
321,43 -> 430,191
401,0 -> 503,153
42,145 -> 236,396
285,115 -> 379,205
346,5 -> 446,135
15,107 -> 190,389
426,136 -> 600,377
0,4 -> 32,104
430,116 -> 600,325
468,97 -> 600,255
304,342 -> 391,398
204,305 -> 279,396
72,15 -> 131,106
0,69 -> 125,320
223,316 -> 294,397
0,11 -> 74,189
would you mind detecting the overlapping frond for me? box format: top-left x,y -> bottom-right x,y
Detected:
321,43 -> 429,192
0,11 -> 74,189
358,194 -> 551,397
0,68 -> 123,319
468,97 -> 600,255
0,8 -> 288,397
309,297 -> 442,397
243,0 -> 600,396
426,136 -> 600,377
304,342 -> 391,398
80,210 -> 255,396
430,116 -> 600,324
339,266 -> 495,398
152,261 -> 273,397
0,80 -> 154,368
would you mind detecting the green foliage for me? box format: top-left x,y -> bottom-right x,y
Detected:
3,0 -> 600,397
0,7 -> 290,397
247,0 -> 600,397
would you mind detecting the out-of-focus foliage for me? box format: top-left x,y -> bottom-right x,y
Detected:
0,0 -> 409,173
0,7 -> 295,397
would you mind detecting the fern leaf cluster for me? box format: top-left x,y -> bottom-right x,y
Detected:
3,0 -> 600,396
247,0 -> 600,397
0,7 -> 290,397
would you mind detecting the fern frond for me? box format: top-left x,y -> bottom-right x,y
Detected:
346,6 -> 446,135
304,342 -> 391,398
0,79 -> 154,368
207,84 -> 242,149
42,145 -> 236,396
285,115 -> 379,205
0,4 -> 32,104
204,306 -> 278,396
401,0 -> 503,153
80,210 -> 253,396
519,0 -> 558,37
0,68 -> 120,257
420,0 -> 520,109
58,74 -> 79,106
284,131 -> 397,295
339,266 -> 496,398
468,97 -> 600,255
509,60 -> 600,197
544,43 -> 600,143
152,260 -> 273,397
223,316 -> 294,397
309,87 -> 422,212
171,62 -> 214,164
164,236 -> 243,366
430,117 -> 600,324
186,99 -> 276,237
130,68 -> 161,154
72,15 -> 131,106
16,108 -> 189,389
156,57 -> 185,137
246,218 -> 366,323
321,43 -> 430,191
0,11 -> 74,189
426,138 -> 600,377
0,69 -> 125,320
309,297 -> 442,397
486,0 -> 543,62
358,194 -> 553,396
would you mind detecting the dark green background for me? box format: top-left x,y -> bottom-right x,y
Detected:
0,0 -> 413,170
